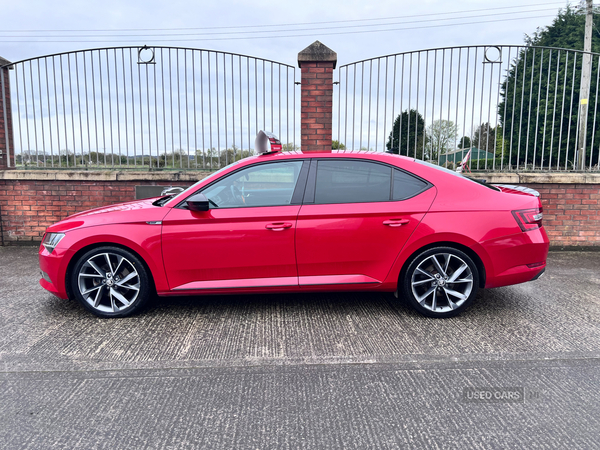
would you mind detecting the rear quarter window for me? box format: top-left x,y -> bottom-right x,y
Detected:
393,169 -> 429,200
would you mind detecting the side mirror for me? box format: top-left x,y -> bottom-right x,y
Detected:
186,193 -> 210,212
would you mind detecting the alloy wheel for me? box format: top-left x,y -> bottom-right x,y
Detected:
77,252 -> 141,314
410,252 -> 474,314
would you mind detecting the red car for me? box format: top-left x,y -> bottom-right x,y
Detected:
39,145 -> 549,319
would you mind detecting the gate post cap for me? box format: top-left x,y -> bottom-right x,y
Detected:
0,56 -> 12,68
298,41 -> 337,69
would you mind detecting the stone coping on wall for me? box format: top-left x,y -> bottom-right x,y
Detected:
1,170 -> 599,185
0,170 -> 213,182
469,172 -> 600,184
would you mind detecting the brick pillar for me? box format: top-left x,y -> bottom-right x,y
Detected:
0,57 -> 15,170
298,41 -> 336,152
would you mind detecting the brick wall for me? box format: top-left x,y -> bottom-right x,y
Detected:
0,172 -> 206,245
0,172 -> 598,247
529,183 -> 600,245
483,173 -> 600,247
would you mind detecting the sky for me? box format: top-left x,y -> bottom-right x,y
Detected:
0,0 -> 578,67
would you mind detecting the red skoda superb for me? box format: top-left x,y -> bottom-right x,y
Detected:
39,147 -> 549,319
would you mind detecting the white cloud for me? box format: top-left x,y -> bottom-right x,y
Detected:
1,0 -> 567,65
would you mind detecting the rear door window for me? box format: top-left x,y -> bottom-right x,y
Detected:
314,160 -> 392,204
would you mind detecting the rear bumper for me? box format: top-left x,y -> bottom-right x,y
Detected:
482,226 -> 550,289
487,262 -> 547,288
531,267 -> 545,281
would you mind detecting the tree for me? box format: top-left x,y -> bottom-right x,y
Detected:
196,147 -> 219,169
498,6 -> 600,169
282,143 -> 300,152
219,145 -> 252,165
331,140 -> 346,150
458,136 -> 471,149
386,109 -> 428,159
161,149 -> 187,168
16,150 -> 38,166
426,120 -> 458,161
472,123 -> 497,153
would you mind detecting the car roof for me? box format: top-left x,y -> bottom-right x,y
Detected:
254,150 -> 415,162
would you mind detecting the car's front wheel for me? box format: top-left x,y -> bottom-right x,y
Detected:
70,246 -> 151,318
402,247 -> 479,318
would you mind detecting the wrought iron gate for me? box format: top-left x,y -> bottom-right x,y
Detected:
335,45 -> 600,171
0,46 -> 298,169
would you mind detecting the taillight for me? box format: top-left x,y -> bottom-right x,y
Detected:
512,207 -> 543,232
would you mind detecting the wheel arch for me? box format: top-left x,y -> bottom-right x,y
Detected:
65,242 -> 157,300
398,241 -> 486,290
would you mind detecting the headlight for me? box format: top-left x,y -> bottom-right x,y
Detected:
42,232 -> 65,254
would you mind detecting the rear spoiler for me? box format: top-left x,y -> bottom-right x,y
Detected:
493,184 -> 540,197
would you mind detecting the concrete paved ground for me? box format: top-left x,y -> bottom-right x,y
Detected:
0,247 -> 599,449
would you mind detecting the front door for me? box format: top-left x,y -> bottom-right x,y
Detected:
162,160 -> 307,291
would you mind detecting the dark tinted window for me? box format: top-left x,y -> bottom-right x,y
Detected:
315,160 -> 392,204
393,169 -> 428,200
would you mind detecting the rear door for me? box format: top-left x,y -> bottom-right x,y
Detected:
295,159 -> 435,286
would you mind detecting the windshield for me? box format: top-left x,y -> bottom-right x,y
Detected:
162,159 -> 247,206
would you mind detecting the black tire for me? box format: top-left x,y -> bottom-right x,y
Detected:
70,246 -> 152,318
401,246 -> 479,318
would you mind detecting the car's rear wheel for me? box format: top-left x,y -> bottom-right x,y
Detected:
402,247 -> 479,318
71,246 -> 151,318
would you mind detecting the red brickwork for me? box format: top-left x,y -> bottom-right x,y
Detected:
0,65 -> 15,170
0,178 -> 195,245
300,61 -> 335,152
0,177 -> 598,246
525,183 -> 600,246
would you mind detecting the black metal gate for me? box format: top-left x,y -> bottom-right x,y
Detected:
334,45 -> 600,171
0,46 -> 298,169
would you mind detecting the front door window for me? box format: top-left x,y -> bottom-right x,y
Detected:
202,161 -> 304,208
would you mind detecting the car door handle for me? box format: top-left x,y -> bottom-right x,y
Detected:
265,222 -> 293,231
383,219 -> 410,227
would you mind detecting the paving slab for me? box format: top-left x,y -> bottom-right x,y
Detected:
0,247 -> 599,449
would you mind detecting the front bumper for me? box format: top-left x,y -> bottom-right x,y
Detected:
38,244 -> 71,299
